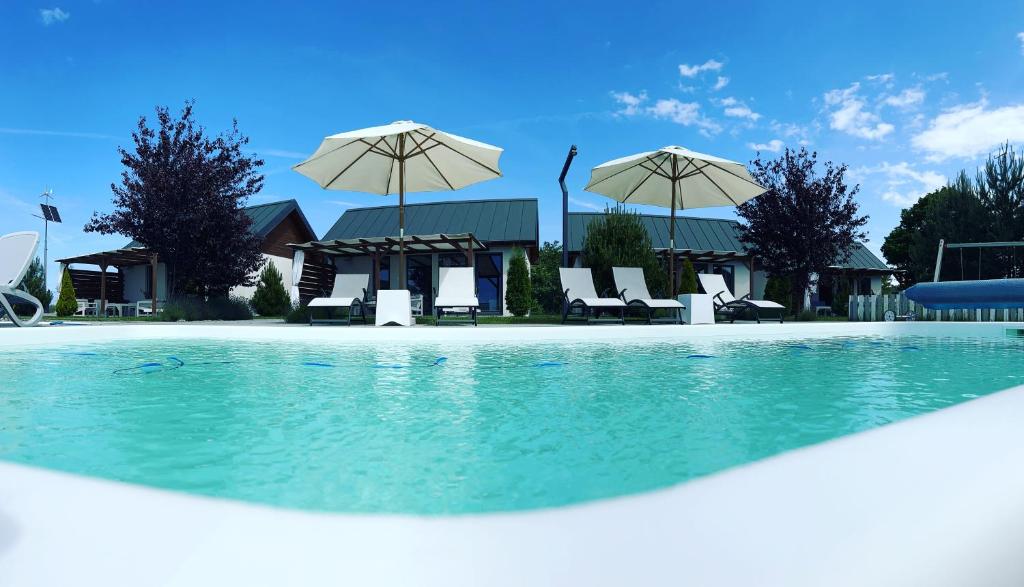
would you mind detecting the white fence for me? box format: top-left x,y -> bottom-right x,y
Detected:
848,293 -> 1024,322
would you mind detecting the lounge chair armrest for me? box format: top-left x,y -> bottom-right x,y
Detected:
740,293 -> 752,301
562,288 -> 571,302
713,291 -> 729,307
600,287 -> 613,298
617,288 -> 627,301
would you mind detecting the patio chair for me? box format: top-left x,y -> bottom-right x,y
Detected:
0,231 -> 44,327
308,273 -> 370,325
374,289 -> 413,327
697,273 -> 785,324
559,267 -> 626,324
136,299 -> 166,316
434,267 -> 479,326
75,299 -> 97,316
612,267 -> 684,324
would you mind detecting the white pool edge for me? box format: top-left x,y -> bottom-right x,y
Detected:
1,322 -> 1023,586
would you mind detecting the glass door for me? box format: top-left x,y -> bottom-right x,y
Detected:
406,255 -> 433,314
475,253 -> 503,314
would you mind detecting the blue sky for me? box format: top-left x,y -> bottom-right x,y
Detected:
2,1 -> 1024,288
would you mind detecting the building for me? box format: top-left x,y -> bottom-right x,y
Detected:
58,199 -> 315,306
292,198 -> 538,316
566,212 -> 892,308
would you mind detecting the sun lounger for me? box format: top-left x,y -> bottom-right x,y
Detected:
374,289 -> 413,326
0,231 -> 44,327
308,273 -> 370,325
612,267 -> 684,324
434,267 -> 479,326
697,273 -> 785,323
559,267 -> 626,324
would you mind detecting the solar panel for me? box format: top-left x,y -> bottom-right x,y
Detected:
40,204 -> 62,223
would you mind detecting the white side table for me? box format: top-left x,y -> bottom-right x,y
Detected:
677,293 -> 715,324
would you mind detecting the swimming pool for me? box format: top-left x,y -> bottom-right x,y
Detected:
3,323 -> 1022,515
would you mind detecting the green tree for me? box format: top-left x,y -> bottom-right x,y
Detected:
831,277 -> 851,317
250,262 -> 291,316
677,258 -> 698,294
18,257 -> 53,310
975,143 -> 1024,276
763,275 -> 792,314
737,148 -> 868,311
530,241 -> 563,314
581,207 -> 667,298
85,101 -> 264,298
505,248 -> 532,317
881,174 -> 990,286
55,269 -> 78,317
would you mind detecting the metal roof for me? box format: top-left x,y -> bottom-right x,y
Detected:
567,212 -> 889,271
322,198 -> 538,244
126,199 -> 313,248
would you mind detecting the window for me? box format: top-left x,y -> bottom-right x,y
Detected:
378,257 -> 390,292
858,277 -> 873,296
475,253 -> 503,314
439,253 -> 468,268
406,255 -> 433,313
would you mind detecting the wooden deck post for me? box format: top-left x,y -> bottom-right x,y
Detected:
99,262 -> 108,318
468,233 -> 475,267
747,255 -> 755,298
372,253 -> 381,295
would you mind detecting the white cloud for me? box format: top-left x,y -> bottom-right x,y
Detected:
40,7 -> 70,25
569,197 -> 605,212
860,162 -> 946,207
678,59 -> 723,78
326,199 -> 364,208
1018,32 -> 1024,55
0,127 -> 117,140
647,98 -> 721,135
911,99 -> 1024,161
823,83 -> 894,140
747,139 -> 784,153
866,73 -> 895,86
717,96 -> 760,121
883,87 -> 925,108
712,76 -> 729,91
256,148 -> 308,159
611,91 -> 648,116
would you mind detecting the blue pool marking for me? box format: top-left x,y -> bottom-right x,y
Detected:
534,361 -> 565,367
303,362 -> 334,368
686,354 -> 715,359
113,356 -> 186,375
899,345 -> 921,352
432,357 -> 448,366
64,352 -> 98,356
374,363 -> 407,369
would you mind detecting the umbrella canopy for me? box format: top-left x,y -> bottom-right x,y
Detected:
584,145 -> 765,296
293,120 -> 503,288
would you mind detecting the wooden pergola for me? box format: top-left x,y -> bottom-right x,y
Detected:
288,233 -> 486,296
654,247 -> 756,295
56,247 -> 159,316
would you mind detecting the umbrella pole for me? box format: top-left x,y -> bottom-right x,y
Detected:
669,156 -> 678,298
399,135 -> 406,290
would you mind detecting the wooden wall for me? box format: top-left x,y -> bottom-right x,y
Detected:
68,268 -> 125,302
262,210 -> 316,259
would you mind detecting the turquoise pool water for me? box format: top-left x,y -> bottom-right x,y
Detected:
1,334 -> 1021,514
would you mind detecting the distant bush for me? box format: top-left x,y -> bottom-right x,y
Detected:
763,275 -> 792,314
796,309 -> 819,322
831,278 -> 851,317
505,248 -> 532,317
19,257 -> 53,311
161,296 -> 253,321
677,258 -> 698,295
531,241 -> 563,314
284,304 -> 311,324
55,269 -> 78,317
250,262 -> 291,317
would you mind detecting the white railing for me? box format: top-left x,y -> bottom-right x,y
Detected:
848,293 -> 1024,322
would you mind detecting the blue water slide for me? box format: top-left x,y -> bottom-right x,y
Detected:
905,279 -> 1024,310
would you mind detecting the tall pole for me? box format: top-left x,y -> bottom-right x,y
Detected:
559,145 -> 577,268
669,156 -> 678,298
40,188 -> 53,293
398,134 -> 406,290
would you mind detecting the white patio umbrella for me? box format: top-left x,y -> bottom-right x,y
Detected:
292,120 -> 503,288
584,145 -> 766,296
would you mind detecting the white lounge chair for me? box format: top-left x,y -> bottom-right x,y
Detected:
75,299 -> 97,316
559,267 -> 626,324
0,231 -> 44,327
698,273 -> 785,323
434,267 -> 479,326
612,266 -> 684,324
374,289 -> 413,327
308,273 -> 370,325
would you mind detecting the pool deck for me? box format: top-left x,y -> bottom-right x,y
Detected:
1,322 -> 1024,586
